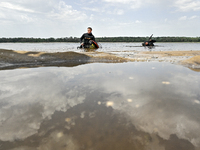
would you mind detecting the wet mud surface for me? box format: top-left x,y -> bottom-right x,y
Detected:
0,62 -> 200,150
0,49 -> 128,70
1,49 -> 200,70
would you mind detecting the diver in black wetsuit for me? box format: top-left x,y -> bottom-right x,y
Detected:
79,27 -> 95,48
142,34 -> 156,46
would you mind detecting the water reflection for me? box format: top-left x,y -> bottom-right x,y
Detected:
0,62 -> 200,150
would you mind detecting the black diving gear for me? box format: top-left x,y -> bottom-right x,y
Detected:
80,33 -> 96,48
142,34 -> 156,46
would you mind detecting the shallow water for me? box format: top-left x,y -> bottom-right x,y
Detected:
0,62 -> 200,150
0,42 -> 200,53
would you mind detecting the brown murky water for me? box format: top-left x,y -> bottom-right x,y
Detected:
0,62 -> 200,150
0,42 -> 200,53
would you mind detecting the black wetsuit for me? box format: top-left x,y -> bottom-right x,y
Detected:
142,34 -> 156,46
143,39 -> 156,46
148,40 -> 156,46
80,33 -> 95,48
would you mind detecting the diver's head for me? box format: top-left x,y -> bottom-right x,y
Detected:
87,27 -> 92,34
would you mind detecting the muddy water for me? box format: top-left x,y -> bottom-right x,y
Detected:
0,62 -> 200,150
0,42 -> 200,53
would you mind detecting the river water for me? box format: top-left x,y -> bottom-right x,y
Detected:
0,42 -> 200,53
0,62 -> 200,150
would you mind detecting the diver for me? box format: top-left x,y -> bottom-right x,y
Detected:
142,34 -> 156,46
79,27 -> 96,49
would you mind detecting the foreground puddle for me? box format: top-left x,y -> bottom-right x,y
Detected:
0,62 -> 200,150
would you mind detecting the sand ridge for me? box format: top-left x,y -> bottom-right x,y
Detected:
0,49 -> 200,70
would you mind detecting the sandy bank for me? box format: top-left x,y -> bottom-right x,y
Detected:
140,50 -> 200,56
1,49 -> 200,70
181,55 -> 200,68
136,51 -> 200,68
0,49 -> 128,69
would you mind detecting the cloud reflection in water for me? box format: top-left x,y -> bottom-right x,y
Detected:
0,62 -> 200,149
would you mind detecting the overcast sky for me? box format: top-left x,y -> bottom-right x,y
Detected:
0,0 -> 199,37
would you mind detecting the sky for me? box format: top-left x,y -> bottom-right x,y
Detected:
0,0 -> 199,37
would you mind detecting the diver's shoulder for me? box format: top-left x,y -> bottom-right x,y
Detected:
81,33 -> 87,36
83,33 -> 94,36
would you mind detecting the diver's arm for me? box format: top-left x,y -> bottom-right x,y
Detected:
93,36 -> 96,41
149,34 -> 153,40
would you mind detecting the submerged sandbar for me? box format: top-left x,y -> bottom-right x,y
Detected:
0,49 -> 200,70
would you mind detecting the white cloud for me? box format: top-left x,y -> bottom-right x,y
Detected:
102,0 -> 160,10
90,14 -> 94,20
179,16 -> 187,20
174,0 -> 200,11
82,7 -> 102,12
0,12 -> 5,19
190,15 -> 198,19
0,1 -> 87,23
0,0 -> 199,37
116,9 -> 124,15
0,0 -> 88,37
48,1 -> 87,21
107,9 -> 124,15
103,0 -> 136,4
0,2 -> 34,12
102,0 -> 142,9
83,6 -> 123,15
179,15 -> 199,21
135,20 -> 142,23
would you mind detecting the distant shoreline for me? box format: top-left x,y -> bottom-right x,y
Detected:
0,37 -> 199,43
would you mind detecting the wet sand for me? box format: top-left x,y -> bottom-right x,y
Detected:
0,49 -> 200,70
140,51 -> 200,56
0,49 -> 129,69
181,56 -> 200,68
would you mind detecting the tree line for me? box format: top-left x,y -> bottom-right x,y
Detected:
0,37 -> 199,43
